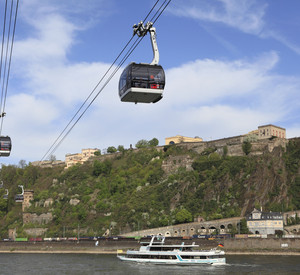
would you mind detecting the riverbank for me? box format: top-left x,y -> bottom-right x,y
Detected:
1,237 -> 300,255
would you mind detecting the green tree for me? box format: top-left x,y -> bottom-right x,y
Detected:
239,218 -> 249,234
0,199 -> 7,217
291,176 -> 300,208
94,150 -> 101,156
117,145 -> 125,153
149,138 -> 159,147
135,139 -> 149,149
107,146 -> 117,154
93,160 -> 112,177
93,160 -> 103,177
175,208 -> 193,224
242,141 -> 252,155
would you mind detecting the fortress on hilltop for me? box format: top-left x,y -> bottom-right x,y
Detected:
32,124 -> 287,169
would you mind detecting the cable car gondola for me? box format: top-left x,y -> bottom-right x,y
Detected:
0,136 -> 12,157
3,189 -> 8,200
119,21 -> 165,104
15,185 -> 24,203
119,63 -> 165,103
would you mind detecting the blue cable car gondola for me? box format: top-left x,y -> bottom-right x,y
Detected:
119,21 -> 165,104
0,136 -> 12,157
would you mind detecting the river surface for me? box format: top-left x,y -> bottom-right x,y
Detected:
0,254 -> 299,274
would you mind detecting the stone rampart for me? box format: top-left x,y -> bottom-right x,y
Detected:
121,217 -> 242,237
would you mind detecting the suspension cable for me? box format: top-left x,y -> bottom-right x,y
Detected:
42,35 -> 144,160
0,0 -> 19,136
0,0 -> 19,135
39,0 -> 164,161
40,0 -> 171,161
0,0 -> 8,119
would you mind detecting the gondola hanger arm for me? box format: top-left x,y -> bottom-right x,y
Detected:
133,21 -> 159,65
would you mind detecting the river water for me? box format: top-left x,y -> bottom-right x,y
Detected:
0,254 -> 299,274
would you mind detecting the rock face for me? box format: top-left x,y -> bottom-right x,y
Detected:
44,198 -> 53,207
162,155 -> 194,174
69,198 -> 80,206
23,213 -> 53,224
160,137 -> 291,219
162,137 -> 287,175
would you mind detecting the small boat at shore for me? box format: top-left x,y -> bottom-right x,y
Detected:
117,236 -> 226,265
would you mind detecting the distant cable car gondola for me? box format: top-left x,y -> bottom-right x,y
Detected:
3,189 -> 8,200
15,185 -> 24,202
119,21 -> 165,104
0,136 -> 12,157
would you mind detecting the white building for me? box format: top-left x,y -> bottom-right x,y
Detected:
246,208 -> 283,235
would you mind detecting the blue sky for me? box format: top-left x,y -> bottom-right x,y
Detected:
1,0 -> 300,165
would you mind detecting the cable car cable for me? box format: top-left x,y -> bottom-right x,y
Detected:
0,0 -> 8,113
43,35 -> 144,160
39,35 -> 139,161
41,0 -> 170,160
142,0 -> 160,23
149,0 -> 169,23
40,32 -> 145,161
152,0 -> 171,24
40,0 -> 171,160
39,0 -> 162,161
0,0 -> 19,135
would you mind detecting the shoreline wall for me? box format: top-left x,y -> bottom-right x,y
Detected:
0,237 -> 299,253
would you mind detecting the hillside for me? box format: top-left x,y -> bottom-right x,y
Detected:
0,137 -> 300,238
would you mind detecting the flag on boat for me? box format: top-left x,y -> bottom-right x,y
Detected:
218,244 -> 224,247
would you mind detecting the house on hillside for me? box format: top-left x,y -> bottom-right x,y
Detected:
246,208 -> 283,235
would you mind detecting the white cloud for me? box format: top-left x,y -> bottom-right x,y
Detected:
157,51 -> 300,140
170,0 -> 267,35
165,51 -> 279,106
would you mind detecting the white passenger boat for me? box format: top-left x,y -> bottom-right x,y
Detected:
117,236 -> 226,265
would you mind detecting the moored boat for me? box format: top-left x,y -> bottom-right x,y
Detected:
117,236 -> 226,265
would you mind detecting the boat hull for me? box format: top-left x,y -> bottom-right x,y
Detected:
117,255 -> 226,265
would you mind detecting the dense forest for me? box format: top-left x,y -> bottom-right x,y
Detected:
0,137 -> 300,238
